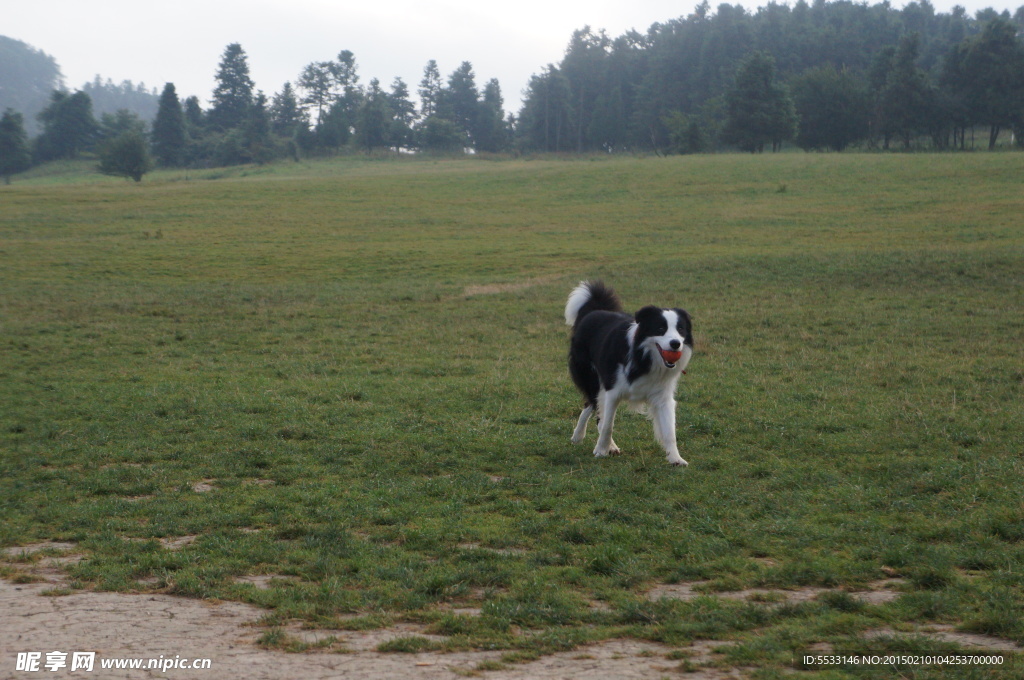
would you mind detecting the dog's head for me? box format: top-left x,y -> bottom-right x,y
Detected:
633,306 -> 694,371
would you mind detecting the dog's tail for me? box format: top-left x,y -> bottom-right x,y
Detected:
564,280 -> 623,327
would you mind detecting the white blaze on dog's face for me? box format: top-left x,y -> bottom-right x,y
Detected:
633,306 -> 694,371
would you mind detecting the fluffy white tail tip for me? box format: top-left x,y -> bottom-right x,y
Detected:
564,281 -> 592,326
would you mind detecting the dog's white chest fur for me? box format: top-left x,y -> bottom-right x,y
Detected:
617,365 -> 679,410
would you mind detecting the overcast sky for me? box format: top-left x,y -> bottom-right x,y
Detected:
7,0 -> 1019,113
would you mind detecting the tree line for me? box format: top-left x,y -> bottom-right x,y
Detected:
1,42 -> 513,181
0,36 -> 62,137
3,1 -> 1024,183
519,1 -> 1024,153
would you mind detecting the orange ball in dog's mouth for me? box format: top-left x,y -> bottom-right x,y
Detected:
658,347 -> 683,366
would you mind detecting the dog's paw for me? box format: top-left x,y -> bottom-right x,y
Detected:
571,432 -> 585,444
667,455 -> 688,467
593,448 -> 610,458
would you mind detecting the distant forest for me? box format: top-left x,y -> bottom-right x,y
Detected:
3,1 -> 1024,180
0,36 -> 159,137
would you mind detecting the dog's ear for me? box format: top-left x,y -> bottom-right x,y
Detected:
634,306 -> 662,324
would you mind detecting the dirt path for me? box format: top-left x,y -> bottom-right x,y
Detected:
3,543 -> 1018,679
0,579 -> 734,679
0,569 -> 731,679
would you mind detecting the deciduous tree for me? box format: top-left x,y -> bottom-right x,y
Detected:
0,108 -> 32,183
955,19 -> 1024,149
662,110 -> 708,154
879,34 -> 935,150
792,65 -> 869,151
98,109 -> 146,141
721,51 -> 797,152
418,116 -> 466,154
97,130 -> 153,182
34,90 -> 98,161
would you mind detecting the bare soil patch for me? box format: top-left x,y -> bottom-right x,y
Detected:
462,276 -> 558,297
646,579 -> 906,605
1,543 -> 739,679
863,626 -> 1023,652
233,575 -> 302,590
6,545 -> 1017,678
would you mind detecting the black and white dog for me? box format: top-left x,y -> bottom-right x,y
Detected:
565,281 -> 694,466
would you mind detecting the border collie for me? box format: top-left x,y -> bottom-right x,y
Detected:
564,281 -> 694,466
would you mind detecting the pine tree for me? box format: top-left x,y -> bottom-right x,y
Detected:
331,50 -> 363,137
559,27 -> 611,152
297,61 -> 337,128
248,91 -> 271,140
307,50 -> 362,150
418,60 -> 442,119
183,96 -> 204,130
270,82 -> 305,137
475,79 -> 508,153
245,91 -> 273,163
440,62 -> 479,146
334,50 -> 361,102
518,67 -> 573,152
355,78 -> 389,152
152,83 -> 186,166
387,77 -> 416,151
209,43 -> 254,131
0,108 -> 32,183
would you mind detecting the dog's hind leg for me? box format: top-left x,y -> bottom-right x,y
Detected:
593,391 -> 621,458
571,404 -> 594,444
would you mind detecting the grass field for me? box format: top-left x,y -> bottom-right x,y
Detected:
1,153 -> 1022,677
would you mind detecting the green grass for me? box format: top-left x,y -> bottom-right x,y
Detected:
2,153 -> 1023,677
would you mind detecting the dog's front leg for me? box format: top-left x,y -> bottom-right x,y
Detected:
593,392 -> 621,457
650,397 -> 687,466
